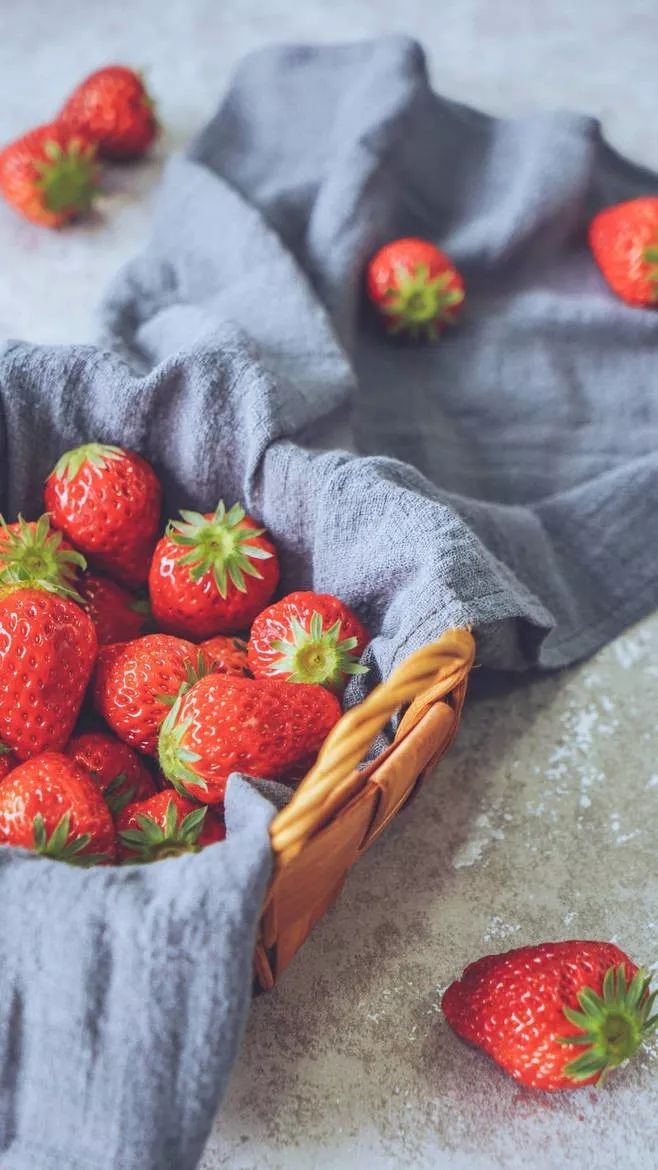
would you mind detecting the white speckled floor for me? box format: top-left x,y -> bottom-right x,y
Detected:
2,3 -> 657,1168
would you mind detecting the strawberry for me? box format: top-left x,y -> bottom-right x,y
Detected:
367,237 -> 465,340
78,572 -> 150,645
0,752 -> 116,865
0,586 -> 97,761
148,500 -> 279,640
93,633 -> 217,755
117,789 -> 225,863
0,122 -> 99,228
158,674 -> 341,802
66,731 -> 156,817
58,65 -> 158,161
0,743 -> 17,781
199,635 -> 251,677
0,513 -> 86,597
589,197 -> 658,306
248,591 -> 369,692
44,443 -> 162,589
442,941 -> 658,1091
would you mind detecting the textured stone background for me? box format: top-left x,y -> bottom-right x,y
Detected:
1,3 -> 657,1167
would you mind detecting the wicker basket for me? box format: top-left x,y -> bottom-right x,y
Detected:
254,627 -> 475,990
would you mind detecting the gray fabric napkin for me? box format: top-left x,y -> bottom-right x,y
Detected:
2,33 -> 658,1170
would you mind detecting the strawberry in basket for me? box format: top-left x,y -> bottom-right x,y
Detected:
93,633 -> 222,755
589,197 -> 658,306
158,674 -> 341,802
0,123 -> 100,228
443,940 -> 657,1090
0,752 -> 116,865
45,443 -> 162,589
66,731 -> 156,817
59,66 -> 158,162
0,513 -> 86,597
78,572 -> 151,645
149,499 -> 279,639
367,237 -> 465,341
248,591 -> 369,693
117,790 -> 225,863
198,635 -> 251,677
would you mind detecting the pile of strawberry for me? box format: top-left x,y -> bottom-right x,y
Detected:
0,443 -> 370,866
0,65 -> 157,228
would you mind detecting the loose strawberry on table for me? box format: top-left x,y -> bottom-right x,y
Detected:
158,674 -> 342,803
589,196 -> 658,306
149,500 -> 279,640
442,940 -> 657,1090
0,586 -> 97,761
59,65 -> 158,161
0,122 -> 100,228
248,590 -> 369,693
367,237 -> 465,341
0,752 -> 116,865
0,513 -> 86,597
93,633 -> 217,756
117,790 -> 225,863
79,572 -> 150,645
44,443 -> 162,589
66,731 -> 156,817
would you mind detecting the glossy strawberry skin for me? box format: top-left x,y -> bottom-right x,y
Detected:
66,731 -> 156,817
79,573 -> 149,645
367,237 -> 465,337
158,674 -> 342,803
0,752 -> 116,863
44,446 -> 162,589
116,789 -> 225,862
0,587 -> 97,761
59,65 -> 158,160
589,197 -> 658,306
248,591 -> 369,690
148,509 -> 279,640
200,635 -> 251,677
0,122 -> 99,228
442,941 -> 639,1091
93,633 -> 206,756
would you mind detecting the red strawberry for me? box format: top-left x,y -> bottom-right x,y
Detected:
44,443 -> 162,589
248,591 -> 369,693
442,941 -> 657,1091
59,65 -> 158,161
0,752 -> 116,865
0,123 -> 99,228
93,633 -> 216,755
0,586 -> 97,761
0,743 -> 17,781
117,789 -> 225,863
66,731 -> 156,817
148,500 -> 279,640
367,237 -> 465,340
589,197 -> 658,306
158,674 -> 341,803
199,635 -> 251,677
79,572 -> 150,645
0,513 -> 86,597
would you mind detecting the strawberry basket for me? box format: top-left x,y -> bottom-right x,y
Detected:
254,627 -> 475,989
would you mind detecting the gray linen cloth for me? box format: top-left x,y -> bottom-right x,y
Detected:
1,34 -> 658,1170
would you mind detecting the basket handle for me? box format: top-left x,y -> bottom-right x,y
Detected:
270,628 -> 475,856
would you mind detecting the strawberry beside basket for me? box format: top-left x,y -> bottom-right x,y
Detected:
255,628 -> 474,988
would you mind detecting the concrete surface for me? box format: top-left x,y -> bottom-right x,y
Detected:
1,3 -> 657,1168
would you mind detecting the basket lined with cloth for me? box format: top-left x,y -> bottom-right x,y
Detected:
3,33 -> 658,1170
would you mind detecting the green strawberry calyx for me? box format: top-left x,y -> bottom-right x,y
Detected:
381,262 -> 464,341
32,811 -> 109,866
35,136 -> 100,216
52,443 -> 124,483
642,240 -> 658,298
157,653 -> 215,708
0,512 -> 86,600
557,963 -> 658,1085
269,611 -> 368,689
119,798 -> 208,863
102,772 -> 137,817
167,500 -> 273,596
157,696 -> 207,797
